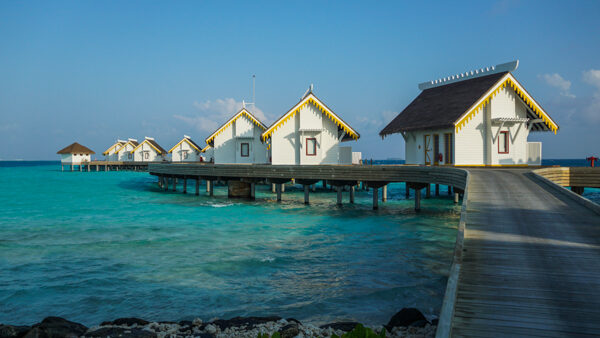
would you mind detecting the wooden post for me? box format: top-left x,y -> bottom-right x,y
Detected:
426,184 -> 431,198
281,184 -> 285,192
209,180 -> 214,196
336,186 -> 342,206
206,180 -> 210,192
304,185 -> 310,205
448,185 -> 452,195
172,177 -> 176,192
87,164 -> 90,172
405,183 -> 410,199
272,183 -> 276,193
250,182 -> 256,200
61,165 -> 64,172
183,178 -> 187,194
435,184 -> 439,196
276,183 -> 282,202
350,185 -> 355,203
415,189 -> 421,211
373,187 -> 379,210
382,185 -> 387,202
96,165 -> 99,172
312,184 -> 316,192
454,192 -> 459,204
195,178 -> 200,196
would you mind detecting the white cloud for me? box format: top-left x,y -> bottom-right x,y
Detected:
175,98 -> 271,134
541,73 -> 575,98
582,69 -> 600,123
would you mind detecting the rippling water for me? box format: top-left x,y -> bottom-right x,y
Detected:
0,162 -> 461,326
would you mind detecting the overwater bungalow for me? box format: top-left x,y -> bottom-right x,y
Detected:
57,142 -> 95,171
380,61 -> 559,166
115,138 -> 139,161
262,87 -> 360,165
205,108 -> 268,164
131,137 -> 167,162
168,135 -> 203,162
102,139 -> 126,161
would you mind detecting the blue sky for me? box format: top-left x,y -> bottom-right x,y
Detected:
1,0 -> 599,160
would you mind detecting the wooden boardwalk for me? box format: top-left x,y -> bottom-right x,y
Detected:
451,169 -> 600,337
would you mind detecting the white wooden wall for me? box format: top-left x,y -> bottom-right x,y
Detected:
404,128 -> 453,165
133,142 -> 164,162
171,141 -> 201,162
213,114 -> 267,164
60,153 -> 91,164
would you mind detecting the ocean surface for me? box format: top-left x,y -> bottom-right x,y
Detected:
0,161 -> 460,326
0,160 -> 598,326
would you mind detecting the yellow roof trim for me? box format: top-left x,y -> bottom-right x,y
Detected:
102,142 -> 124,155
201,145 -> 211,153
261,93 -> 360,141
204,109 -> 267,146
168,138 -> 200,153
455,73 -> 558,134
114,141 -> 136,154
131,139 -> 161,154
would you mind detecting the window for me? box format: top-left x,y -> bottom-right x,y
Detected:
128,153 -> 132,159
182,150 -> 188,159
498,131 -> 509,154
144,152 -> 149,160
241,143 -> 249,157
444,133 -> 453,164
306,138 -> 317,156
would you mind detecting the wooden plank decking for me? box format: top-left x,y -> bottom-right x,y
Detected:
451,169 -> 600,337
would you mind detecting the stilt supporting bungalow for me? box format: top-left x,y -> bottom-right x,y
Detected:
382,185 -> 387,202
415,189 -> 422,211
336,186 -> 342,206
426,185 -> 431,198
304,185 -> 310,204
435,184 -> 440,196
183,178 -> 187,194
350,186 -> 355,203
195,178 -> 200,196
454,193 -> 459,204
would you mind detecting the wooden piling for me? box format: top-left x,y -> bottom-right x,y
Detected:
209,180 -> 214,196
183,178 -> 187,194
304,185 -> 310,204
454,192 -> 459,204
435,184 -> 439,196
350,185 -> 355,203
415,189 -> 421,211
373,187 -> 379,210
382,185 -> 387,202
336,186 -> 342,206
272,183 -> 276,193
195,178 -> 200,196
276,183 -> 282,202
426,184 -> 431,198
405,183 -> 410,198
172,177 -> 176,192
250,182 -> 256,200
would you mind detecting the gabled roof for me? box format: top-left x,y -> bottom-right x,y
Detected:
115,140 -> 139,153
57,142 -> 95,154
380,71 -> 559,136
102,141 -> 125,155
205,108 -> 267,146
131,138 -> 167,154
261,92 -> 360,142
168,136 -> 202,153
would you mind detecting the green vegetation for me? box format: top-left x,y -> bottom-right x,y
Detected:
256,333 -> 280,338
332,324 -> 386,338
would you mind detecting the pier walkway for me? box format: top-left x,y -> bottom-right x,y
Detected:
451,169 -> 600,337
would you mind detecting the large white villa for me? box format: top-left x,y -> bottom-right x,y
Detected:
205,108 -> 268,164
169,135 -> 203,162
380,61 -> 559,166
102,140 -> 126,161
131,137 -> 167,162
262,88 -> 360,165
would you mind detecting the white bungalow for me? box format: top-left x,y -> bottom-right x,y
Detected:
380,61 -> 559,166
168,135 -> 203,162
102,139 -> 126,161
205,108 -> 268,164
131,137 -> 167,162
262,88 -> 360,165
114,138 -> 139,161
57,142 -> 95,169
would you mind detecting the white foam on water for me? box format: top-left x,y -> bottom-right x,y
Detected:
261,256 -> 275,262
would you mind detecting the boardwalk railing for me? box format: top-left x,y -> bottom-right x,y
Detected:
534,167 -> 600,188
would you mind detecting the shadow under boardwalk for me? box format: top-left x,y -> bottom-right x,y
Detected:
451,169 -> 600,337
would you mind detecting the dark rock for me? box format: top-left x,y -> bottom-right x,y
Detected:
100,318 -> 150,327
408,319 -> 428,328
0,324 -> 30,338
211,316 -> 282,330
319,322 -> 359,332
23,317 -> 88,338
84,327 -> 156,337
385,308 -> 429,330
278,323 -> 300,338
285,318 -> 301,325
178,320 -> 193,327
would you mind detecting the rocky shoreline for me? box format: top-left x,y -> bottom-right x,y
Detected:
0,308 -> 436,338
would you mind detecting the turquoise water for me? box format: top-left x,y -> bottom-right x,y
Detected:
0,162 -> 461,326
